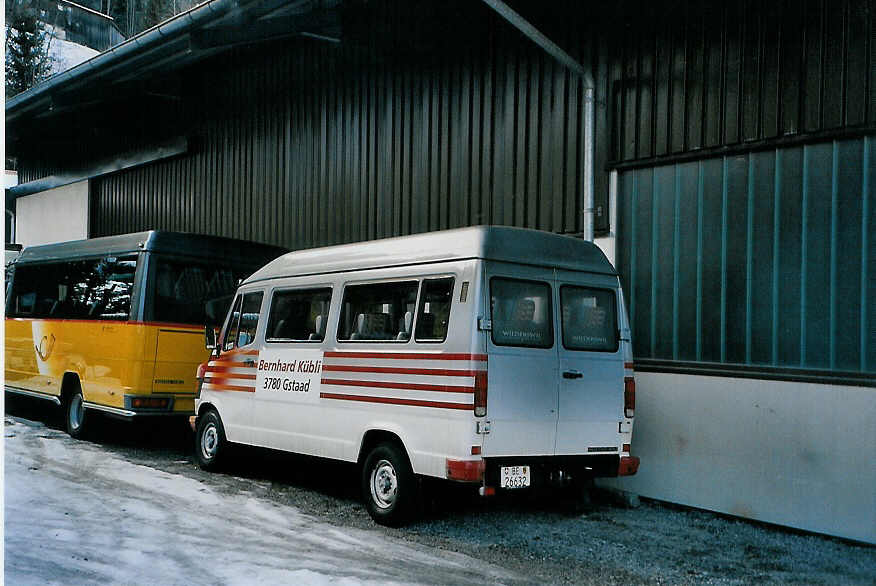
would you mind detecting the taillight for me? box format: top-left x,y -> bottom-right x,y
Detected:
624,376 -> 635,418
474,371 -> 488,417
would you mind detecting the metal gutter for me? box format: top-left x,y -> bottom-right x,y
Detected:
480,0 -> 596,241
5,0 -> 242,120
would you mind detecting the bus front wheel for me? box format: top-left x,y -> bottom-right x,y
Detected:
361,442 -> 417,526
195,410 -> 227,471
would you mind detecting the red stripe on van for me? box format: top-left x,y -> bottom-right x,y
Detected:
207,361 -> 256,369
320,392 -> 474,410
206,364 -> 256,373
324,351 -> 487,361
321,365 -> 482,377
204,382 -> 255,393
204,373 -> 256,382
321,378 -> 474,394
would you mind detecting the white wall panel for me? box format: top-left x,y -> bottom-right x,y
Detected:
15,181 -> 89,247
600,372 -> 876,544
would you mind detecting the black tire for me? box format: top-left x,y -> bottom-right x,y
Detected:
195,410 -> 227,471
65,385 -> 89,440
361,442 -> 417,527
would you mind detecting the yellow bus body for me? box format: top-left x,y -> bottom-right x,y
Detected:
5,317 -> 209,415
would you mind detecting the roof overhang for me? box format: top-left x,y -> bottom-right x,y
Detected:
5,0 -> 342,146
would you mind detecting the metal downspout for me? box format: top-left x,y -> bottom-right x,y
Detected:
480,0 -> 596,241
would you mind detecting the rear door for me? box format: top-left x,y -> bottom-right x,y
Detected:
554,270 -> 624,454
481,264 -> 558,456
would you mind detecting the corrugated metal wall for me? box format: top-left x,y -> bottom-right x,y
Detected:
612,0 -> 875,379
89,0 -> 614,246
610,0 -> 873,165
617,138 -> 874,378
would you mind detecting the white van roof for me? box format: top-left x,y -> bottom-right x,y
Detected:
244,226 -> 617,284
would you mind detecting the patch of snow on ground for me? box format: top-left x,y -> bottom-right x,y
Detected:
4,417 -> 518,585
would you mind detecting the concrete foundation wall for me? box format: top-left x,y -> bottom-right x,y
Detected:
15,181 -> 89,247
601,372 -> 876,544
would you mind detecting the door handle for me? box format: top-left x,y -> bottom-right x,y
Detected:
563,370 -> 583,379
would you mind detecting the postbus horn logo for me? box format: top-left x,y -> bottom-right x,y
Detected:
35,334 -> 56,362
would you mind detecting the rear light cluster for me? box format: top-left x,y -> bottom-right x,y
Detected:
624,376 -> 635,418
618,456 -> 640,476
474,371 -> 488,417
131,397 -> 170,409
446,458 -> 485,483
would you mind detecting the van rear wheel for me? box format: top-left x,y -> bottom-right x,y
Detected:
195,410 -> 227,471
361,443 -> 416,526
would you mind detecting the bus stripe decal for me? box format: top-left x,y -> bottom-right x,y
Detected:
321,378 -> 474,394
323,351 -> 487,361
321,365 -> 483,377
319,393 -> 473,410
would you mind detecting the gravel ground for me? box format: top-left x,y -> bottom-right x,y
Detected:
6,394 -> 875,585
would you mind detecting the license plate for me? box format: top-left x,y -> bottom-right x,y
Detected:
500,465 -> 531,489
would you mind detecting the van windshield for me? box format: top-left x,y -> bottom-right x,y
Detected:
560,285 -> 618,352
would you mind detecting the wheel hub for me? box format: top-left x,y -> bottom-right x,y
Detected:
202,423 -> 218,459
69,394 -> 84,430
370,459 -> 398,509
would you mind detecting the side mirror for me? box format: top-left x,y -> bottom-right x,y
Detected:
205,325 -> 219,350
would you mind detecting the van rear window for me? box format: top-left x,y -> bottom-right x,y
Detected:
490,278 -> 553,348
560,286 -> 618,351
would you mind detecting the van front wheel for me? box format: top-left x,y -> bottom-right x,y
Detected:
195,410 -> 227,471
361,443 -> 416,526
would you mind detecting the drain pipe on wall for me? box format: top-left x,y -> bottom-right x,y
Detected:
480,0 -> 596,241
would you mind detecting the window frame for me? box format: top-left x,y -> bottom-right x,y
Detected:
222,289 -> 264,351
265,286 -> 333,344
489,276 -> 555,349
6,255 -> 139,321
336,279 -> 421,344
559,284 -> 620,353
414,276 -> 455,343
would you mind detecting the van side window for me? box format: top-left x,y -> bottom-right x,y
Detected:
338,281 -> 418,342
560,286 -> 619,351
224,291 -> 263,350
490,278 -> 553,348
415,278 -> 454,343
266,288 -> 332,342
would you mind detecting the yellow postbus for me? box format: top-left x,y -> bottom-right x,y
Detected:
5,231 -> 285,438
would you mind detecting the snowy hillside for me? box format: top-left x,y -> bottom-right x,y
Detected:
47,33 -> 100,76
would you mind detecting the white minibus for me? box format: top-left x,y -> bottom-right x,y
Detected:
193,226 -> 638,525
